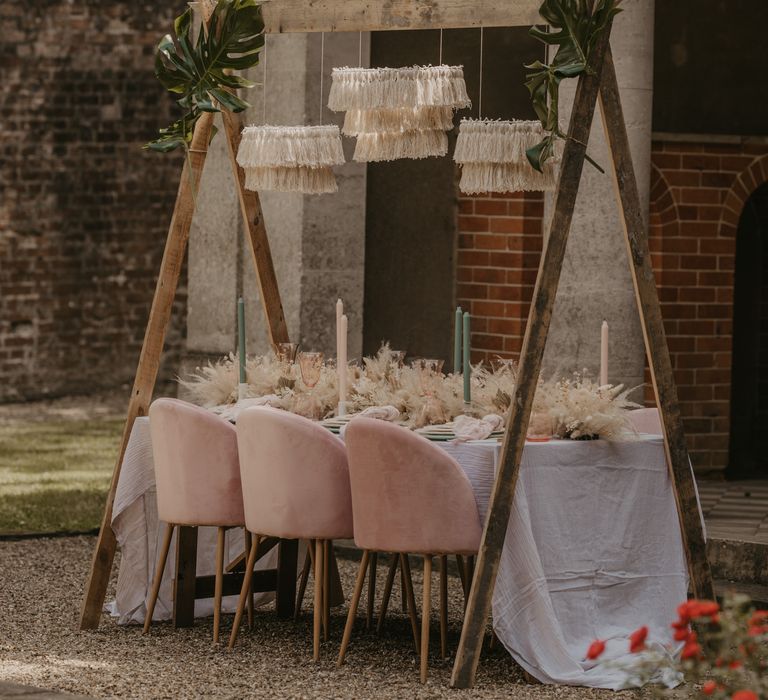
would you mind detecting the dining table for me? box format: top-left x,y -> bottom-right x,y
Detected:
109,412 -> 698,689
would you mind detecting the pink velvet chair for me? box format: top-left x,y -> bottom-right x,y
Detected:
628,407 -> 663,434
144,398 -> 245,644
231,406 -> 353,660
338,417 -> 483,683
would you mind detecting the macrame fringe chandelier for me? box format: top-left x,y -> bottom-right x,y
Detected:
237,124 -> 345,194
329,65 -> 471,162
453,119 -> 559,194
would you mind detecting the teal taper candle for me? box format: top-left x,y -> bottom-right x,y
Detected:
237,297 -> 246,384
463,311 -> 471,403
454,306 -> 463,373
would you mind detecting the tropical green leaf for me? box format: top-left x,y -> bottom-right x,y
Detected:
147,0 -> 265,153
524,0 -> 622,172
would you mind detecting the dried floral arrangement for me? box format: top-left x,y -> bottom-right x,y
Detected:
180,346 -> 641,438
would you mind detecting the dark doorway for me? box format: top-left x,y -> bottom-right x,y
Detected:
728,183 -> 768,478
362,27 -> 539,360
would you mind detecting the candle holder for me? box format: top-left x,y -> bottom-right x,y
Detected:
337,400 -> 347,417
238,383 -> 249,402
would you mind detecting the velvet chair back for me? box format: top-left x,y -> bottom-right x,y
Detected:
236,407 -> 353,540
345,417 -> 482,555
148,398 -> 244,527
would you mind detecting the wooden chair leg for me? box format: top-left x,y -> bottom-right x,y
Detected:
400,553 -> 420,654
400,565 -> 408,612
376,554 -> 399,634
421,555 -> 432,684
228,536 -> 259,649
295,542 -> 312,620
314,539 -> 324,661
323,539 -> 331,642
213,527 -> 225,644
439,555 -> 448,659
243,530 -> 255,629
337,549 -> 370,667
143,522 -> 174,634
365,550 -> 378,630
456,554 -> 468,600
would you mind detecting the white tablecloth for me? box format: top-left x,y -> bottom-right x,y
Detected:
108,416 -> 279,624
441,436 -> 692,689
111,417 -> 694,689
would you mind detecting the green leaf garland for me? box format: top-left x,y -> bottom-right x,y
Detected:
524,0 -> 622,172
146,0 -> 265,153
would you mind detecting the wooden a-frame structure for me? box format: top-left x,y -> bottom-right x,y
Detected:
80,0 -> 714,689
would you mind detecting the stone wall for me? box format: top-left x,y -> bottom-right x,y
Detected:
0,1 -> 183,402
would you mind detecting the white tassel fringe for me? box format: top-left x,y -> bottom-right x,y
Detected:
454,119 -> 560,194
237,125 -> 345,169
453,119 -> 550,164
329,65 -> 471,111
353,130 -> 448,163
343,106 -> 455,136
458,162 -> 557,194
243,165 -> 339,194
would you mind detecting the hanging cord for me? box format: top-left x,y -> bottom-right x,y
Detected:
319,32 -> 325,125
262,34 -> 268,124
439,28 -> 444,65
478,26 -> 484,119
358,31 -> 363,67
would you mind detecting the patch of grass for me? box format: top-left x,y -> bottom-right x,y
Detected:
0,419 -> 122,533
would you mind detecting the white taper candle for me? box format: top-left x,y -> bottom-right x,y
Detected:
600,320 -> 609,386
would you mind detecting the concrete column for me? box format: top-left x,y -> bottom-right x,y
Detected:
185,32 -> 368,369
542,0 -> 654,391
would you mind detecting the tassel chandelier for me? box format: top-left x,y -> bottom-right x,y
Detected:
236,27 -> 556,194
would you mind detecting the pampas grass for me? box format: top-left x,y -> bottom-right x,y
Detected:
180,351 -> 640,439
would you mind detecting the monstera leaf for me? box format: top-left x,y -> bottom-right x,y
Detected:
524,0 -> 621,172
147,0 -> 265,153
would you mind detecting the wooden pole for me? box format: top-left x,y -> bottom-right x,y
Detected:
221,109 -> 289,346
597,45 -> 714,599
79,112 -> 216,629
450,19 -> 614,689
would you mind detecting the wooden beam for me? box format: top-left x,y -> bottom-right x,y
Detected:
260,0 -> 541,33
221,110 -> 290,347
597,44 -> 714,599
79,112 -> 215,630
450,19 -> 614,689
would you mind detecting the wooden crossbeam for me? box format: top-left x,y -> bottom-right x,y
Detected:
450,18 -> 615,688
260,0 -> 541,33
597,45 -> 713,599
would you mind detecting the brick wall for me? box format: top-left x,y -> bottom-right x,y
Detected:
455,139 -> 768,477
649,138 -> 768,475
0,1 -> 184,402
456,191 -> 545,364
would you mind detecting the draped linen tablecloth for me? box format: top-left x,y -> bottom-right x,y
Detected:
441,436 -> 692,689
108,416 -> 279,624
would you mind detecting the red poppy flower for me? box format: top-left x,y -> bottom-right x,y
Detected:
729,660 -> 743,670
672,619 -> 689,631
629,626 -> 648,653
701,680 -> 717,696
750,610 -> 768,624
732,691 -> 758,700
695,600 -> 719,617
586,639 -> 606,660
681,641 -> 702,660
748,625 -> 766,637
673,627 -> 690,642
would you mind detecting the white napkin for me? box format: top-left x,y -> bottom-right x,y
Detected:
213,395 -> 281,421
452,413 -> 504,442
359,405 -> 400,421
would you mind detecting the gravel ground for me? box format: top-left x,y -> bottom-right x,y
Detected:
0,536 -> 653,699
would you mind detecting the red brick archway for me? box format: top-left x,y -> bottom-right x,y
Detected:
649,141 -> 768,475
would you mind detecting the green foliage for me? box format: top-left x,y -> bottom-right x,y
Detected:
524,0 -> 622,172
146,0 -> 265,153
